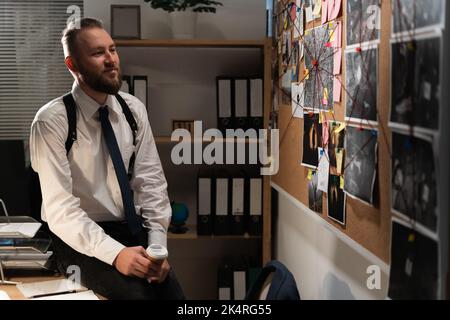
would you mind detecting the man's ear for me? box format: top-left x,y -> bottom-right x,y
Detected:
65,56 -> 78,73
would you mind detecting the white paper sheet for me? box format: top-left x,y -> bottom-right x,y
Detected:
17,278 -> 87,299
317,148 -> 330,193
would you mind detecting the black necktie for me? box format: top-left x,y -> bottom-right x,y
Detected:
98,106 -> 142,235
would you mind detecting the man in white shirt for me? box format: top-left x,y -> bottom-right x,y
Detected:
29,18 -> 184,300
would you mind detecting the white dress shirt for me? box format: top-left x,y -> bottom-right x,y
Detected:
30,82 -> 171,266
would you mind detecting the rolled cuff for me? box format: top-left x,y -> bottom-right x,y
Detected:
94,236 -> 126,266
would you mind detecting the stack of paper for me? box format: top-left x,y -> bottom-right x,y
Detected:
17,278 -> 88,299
0,222 -> 41,238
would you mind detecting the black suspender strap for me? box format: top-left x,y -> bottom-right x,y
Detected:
63,93 -> 77,155
115,93 -> 138,146
61,92 -> 138,180
115,94 -> 138,180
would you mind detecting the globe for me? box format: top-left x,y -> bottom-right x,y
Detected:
170,202 -> 189,234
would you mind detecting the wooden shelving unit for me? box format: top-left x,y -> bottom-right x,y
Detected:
114,39 -> 266,48
168,225 -> 262,240
116,38 -> 273,266
155,136 -> 263,144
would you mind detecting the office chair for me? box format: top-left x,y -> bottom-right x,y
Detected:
245,260 -> 300,300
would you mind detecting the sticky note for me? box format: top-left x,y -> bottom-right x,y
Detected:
313,0 -> 322,18
322,0 -> 328,24
307,169 -> 313,180
334,122 -> 346,133
329,0 -> 342,21
335,148 -> 344,174
334,21 -> 342,48
304,68 -> 310,80
322,88 -> 329,105
340,175 -> 344,189
333,75 -> 342,102
333,48 -> 342,75
329,22 -> 335,42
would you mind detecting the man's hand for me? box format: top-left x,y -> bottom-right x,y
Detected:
113,246 -> 163,279
147,259 -> 171,284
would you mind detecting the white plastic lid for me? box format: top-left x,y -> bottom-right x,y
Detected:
146,244 -> 168,261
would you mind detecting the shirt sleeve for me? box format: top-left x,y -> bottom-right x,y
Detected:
30,117 -> 125,266
130,101 -> 171,250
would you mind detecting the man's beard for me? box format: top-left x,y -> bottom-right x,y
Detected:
79,63 -> 122,95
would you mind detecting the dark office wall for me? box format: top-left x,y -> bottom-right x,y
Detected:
0,140 -> 33,216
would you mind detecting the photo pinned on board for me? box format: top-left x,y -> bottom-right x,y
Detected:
344,126 -> 378,205
391,131 -> 438,233
390,34 -> 441,133
308,170 -> 323,214
388,217 -> 439,300
327,174 -> 346,225
345,44 -> 379,124
302,112 -> 322,168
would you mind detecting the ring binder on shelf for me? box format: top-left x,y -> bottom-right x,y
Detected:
217,77 -> 234,134
250,78 -> 264,130
197,169 -> 214,235
234,78 -> 249,130
214,172 -> 231,236
231,170 -> 246,235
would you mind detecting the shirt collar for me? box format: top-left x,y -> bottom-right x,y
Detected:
71,82 -> 121,120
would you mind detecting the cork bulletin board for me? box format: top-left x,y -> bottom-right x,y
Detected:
271,0 -> 446,264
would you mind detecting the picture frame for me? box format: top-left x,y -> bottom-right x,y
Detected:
111,5 -> 141,39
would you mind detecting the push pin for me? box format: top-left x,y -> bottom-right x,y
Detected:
312,59 -> 318,67
356,47 -> 362,53
325,42 -> 332,48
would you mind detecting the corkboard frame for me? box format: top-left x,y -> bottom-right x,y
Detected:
272,0 -> 394,263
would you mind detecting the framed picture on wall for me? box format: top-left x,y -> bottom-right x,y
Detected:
111,5 -> 141,39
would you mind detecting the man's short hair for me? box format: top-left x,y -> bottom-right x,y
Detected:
61,17 -> 104,58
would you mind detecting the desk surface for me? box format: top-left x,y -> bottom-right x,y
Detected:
1,274 -> 64,300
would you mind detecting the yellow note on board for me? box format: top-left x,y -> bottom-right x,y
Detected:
322,88 -> 329,106
319,112 -> 324,124
334,122 -> 346,133
335,148 -> 344,174
324,88 -> 329,100
329,22 -> 335,42
307,169 -> 313,181
340,176 -> 345,189
305,68 -> 310,80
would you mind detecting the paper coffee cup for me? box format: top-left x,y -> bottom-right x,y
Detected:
146,244 -> 168,261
